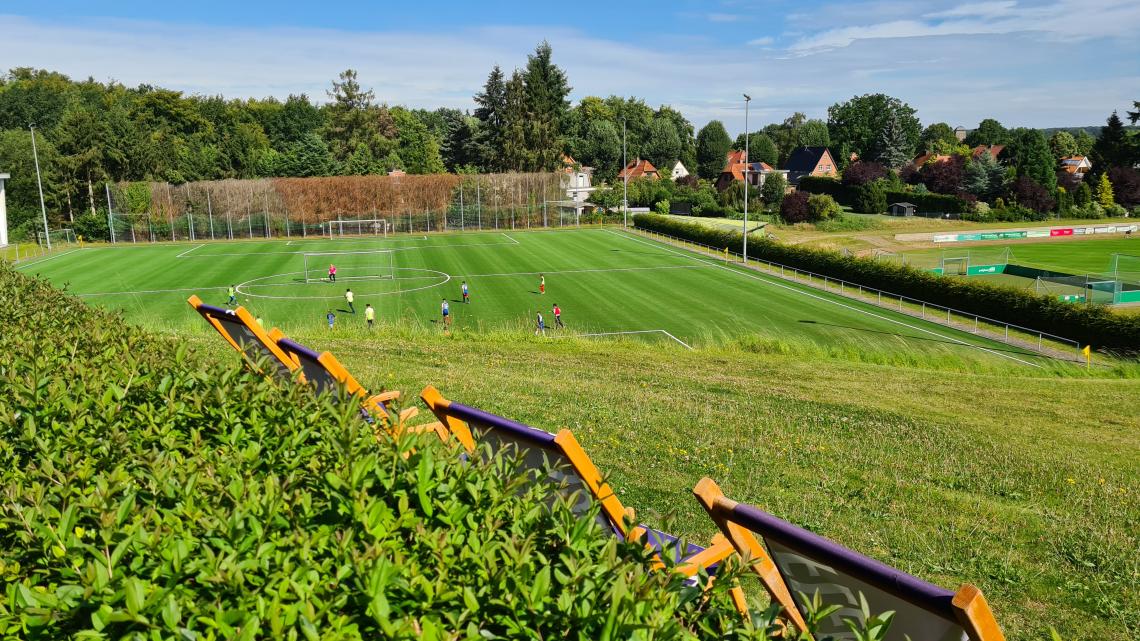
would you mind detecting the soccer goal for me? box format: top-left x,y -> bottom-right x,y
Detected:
326,218 -> 391,238
303,250 -> 395,283
36,228 -> 76,247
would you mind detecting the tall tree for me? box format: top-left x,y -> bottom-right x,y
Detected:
796,119 -> 831,149
643,118 -> 681,170
1127,100 -> 1140,125
877,111 -> 914,170
695,120 -> 731,180
323,69 -> 388,164
1048,131 -> 1078,159
1092,111 -> 1133,169
964,151 -> 1009,202
920,122 -> 958,154
579,119 -> 621,182
1006,128 -> 1056,191
1074,130 -> 1095,157
391,107 -> 445,174
53,107 -> 110,218
522,41 -> 571,171
963,118 -> 1008,147
732,132 -> 777,166
655,106 -> 696,172
473,65 -> 507,171
827,94 -> 920,164
501,70 -> 529,171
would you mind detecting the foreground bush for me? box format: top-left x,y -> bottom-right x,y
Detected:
632,214 -> 1140,352
0,262 -> 761,639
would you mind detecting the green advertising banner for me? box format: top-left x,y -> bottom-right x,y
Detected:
967,264 -> 1005,275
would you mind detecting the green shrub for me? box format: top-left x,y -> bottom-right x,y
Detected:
852,182 -> 886,214
807,194 -> 842,222
0,262 -> 767,639
632,214 -> 1140,352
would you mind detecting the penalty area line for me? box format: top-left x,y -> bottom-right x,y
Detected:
176,243 -> 206,257
606,229 -> 1043,368
578,329 -> 693,350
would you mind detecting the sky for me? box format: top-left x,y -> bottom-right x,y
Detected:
1,1 -> 1138,135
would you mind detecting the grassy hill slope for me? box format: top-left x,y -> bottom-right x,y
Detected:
188,326 -> 1140,641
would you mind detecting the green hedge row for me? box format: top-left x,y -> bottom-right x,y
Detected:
632,214 -> 1140,352
0,262 -> 768,638
795,177 -> 970,214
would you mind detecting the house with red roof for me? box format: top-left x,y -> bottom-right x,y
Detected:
617,158 -> 660,181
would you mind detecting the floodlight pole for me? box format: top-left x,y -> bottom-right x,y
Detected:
105,183 -> 115,244
622,119 -> 628,228
30,125 -> 51,250
742,93 -> 751,265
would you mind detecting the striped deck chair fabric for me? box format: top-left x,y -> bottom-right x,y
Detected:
187,295 -> 296,380
420,386 -> 735,579
694,478 -> 1005,641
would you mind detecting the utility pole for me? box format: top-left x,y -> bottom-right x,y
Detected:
742,94 -> 752,265
30,125 -> 51,250
622,119 -> 628,227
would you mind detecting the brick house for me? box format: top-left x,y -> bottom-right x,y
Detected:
783,146 -> 838,187
617,158 -> 660,181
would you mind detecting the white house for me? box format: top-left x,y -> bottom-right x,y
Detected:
670,160 -> 689,180
562,155 -> 596,203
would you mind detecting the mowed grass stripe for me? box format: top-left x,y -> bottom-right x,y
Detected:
16,229 -> 1053,365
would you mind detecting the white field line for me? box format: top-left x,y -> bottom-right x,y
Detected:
286,235 -> 429,245
579,329 -> 693,350
175,243 -> 206,257
606,229 -> 1042,368
78,263 -> 708,297
13,248 -> 86,269
177,239 -> 521,258
501,233 -> 520,244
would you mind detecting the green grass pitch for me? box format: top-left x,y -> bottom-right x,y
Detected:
902,236 -> 1140,275
15,228 -> 1053,366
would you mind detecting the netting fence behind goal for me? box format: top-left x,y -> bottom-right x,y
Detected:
327,219 -> 391,237
303,250 -> 395,283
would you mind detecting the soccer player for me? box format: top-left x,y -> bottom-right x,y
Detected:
345,288 -> 355,313
326,310 -> 335,329
328,264 -> 337,282
227,285 -> 236,306
535,310 -> 546,336
552,303 -> 564,328
441,299 -> 451,327
364,304 -> 375,329
461,281 -> 470,303
539,274 -> 545,295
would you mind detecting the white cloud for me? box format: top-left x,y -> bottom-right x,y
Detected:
925,1 -> 1018,19
0,11 -> 1135,136
748,36 -> 774,46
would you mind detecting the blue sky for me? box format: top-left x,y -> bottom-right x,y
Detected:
2,1 -> 1138,135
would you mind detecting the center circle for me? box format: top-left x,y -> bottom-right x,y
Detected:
235,267 -> 451,300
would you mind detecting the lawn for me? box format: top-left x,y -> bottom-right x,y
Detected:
900,237 -> 1140,275
13,227 -> 1055,369
181,323 -> 1140,641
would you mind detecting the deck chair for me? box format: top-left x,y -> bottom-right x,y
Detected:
419,385 -> 737,581
275,337 -> 447,443
693,477 -> 1006,641
187,295 -> 297,381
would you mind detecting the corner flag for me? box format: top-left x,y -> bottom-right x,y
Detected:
1082,345 -> 1091,368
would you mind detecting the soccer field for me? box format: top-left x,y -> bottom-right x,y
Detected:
15,228 -> 1053,366
903,236 -> 1139,275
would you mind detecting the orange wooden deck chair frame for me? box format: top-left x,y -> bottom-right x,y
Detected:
693,477 -> 1006,641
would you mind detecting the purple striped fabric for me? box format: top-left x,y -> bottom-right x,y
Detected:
730,502 -> 956,618
447,401 -> 558,446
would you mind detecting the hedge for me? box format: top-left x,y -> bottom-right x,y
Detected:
0,261 -> 770,638
632,214 -> 1140,353
795,177 -> 971,215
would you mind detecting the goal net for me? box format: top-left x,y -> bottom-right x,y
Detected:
303,250 -> 395,283
326,219 -> 391,237
37,228 -> 76,247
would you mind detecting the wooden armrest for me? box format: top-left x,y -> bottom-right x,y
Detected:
675,533 -> 735,578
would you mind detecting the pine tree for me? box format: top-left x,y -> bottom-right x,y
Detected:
1093,111 -> 1131,169
1075,181 -> 1092,207
1097,173 -> 1115,208
522,41 -> 571,172
501,70 -> 529,171
473,65 -> 507,171
876,111 -> 912,170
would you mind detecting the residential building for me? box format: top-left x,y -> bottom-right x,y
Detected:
783,146 -> 838,187
1060,156 -> 1092,177
954,126 -> 968,141
715,150 -> 789,191
970,145 -> 1005,161
617,158 -> 660,181
562,154 -> 596,203
670,160 -> 689,180
888,202 -> 917,217
910,153 -> 952,170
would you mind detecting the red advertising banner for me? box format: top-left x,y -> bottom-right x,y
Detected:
1050,228 -> 1073,236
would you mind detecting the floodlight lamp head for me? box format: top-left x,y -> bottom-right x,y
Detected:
743,93 -> 752,102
